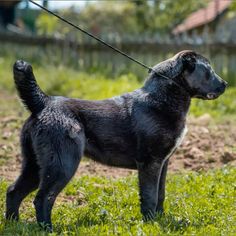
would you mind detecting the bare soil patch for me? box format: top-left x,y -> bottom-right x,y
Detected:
0,93 -> 235,181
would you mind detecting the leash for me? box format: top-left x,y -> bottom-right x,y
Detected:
29,0 -> 170,80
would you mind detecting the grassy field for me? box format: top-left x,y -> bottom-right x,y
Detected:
0,168 -> 236,235
0,56 -> 235,235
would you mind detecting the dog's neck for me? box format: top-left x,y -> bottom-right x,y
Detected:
143,74 -> 191,117
145,72 -> 190,97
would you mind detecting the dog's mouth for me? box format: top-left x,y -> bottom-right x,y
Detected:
194,85 -> 226,100
206,93 -> 218,100
194,92 -> 220,100
206,85 -> 227,100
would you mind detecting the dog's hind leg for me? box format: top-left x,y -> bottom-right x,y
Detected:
33,132 -> 85,232
6,130 -> 40,220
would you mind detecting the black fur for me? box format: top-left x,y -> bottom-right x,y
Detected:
6,51 -> 227,231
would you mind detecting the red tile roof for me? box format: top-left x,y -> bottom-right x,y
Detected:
173,0 -> 232,34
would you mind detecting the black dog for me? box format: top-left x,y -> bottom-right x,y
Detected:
6,51 -> 227,231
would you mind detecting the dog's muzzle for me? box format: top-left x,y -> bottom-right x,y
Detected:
206,80 -> 227,100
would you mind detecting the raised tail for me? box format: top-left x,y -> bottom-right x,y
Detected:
13,60 -> 48,114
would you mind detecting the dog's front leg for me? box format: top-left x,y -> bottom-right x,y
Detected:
156,159 -> 169,214
137,160 -> 162,221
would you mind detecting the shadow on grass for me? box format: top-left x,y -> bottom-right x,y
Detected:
53,212 -> 193,234
1,213 -> 209,235
155,212 -> 209,234
155,213 -> 192,233
1,219 -> 46,235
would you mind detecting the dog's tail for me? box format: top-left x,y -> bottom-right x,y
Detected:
13,60 -> 49,114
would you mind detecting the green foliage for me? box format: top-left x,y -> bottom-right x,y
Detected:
230,1 -> 236,11
36,12 -> 58,35
190,88 -> 236,118
35,0 -> 208,36
151,0 -> 208,33
36,2 -> 140,38
0,56 -> 235,119
133,0 -> 150,32
78,2 -> 139,36
0,167 -> 235,235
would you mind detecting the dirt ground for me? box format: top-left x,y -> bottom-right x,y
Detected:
0,94 -> 235,181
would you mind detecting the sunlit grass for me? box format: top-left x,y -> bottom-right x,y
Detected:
0,167 -> 235,235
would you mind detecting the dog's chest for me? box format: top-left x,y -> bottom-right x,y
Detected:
175,125 -> 188,149
166,125 -> 188,160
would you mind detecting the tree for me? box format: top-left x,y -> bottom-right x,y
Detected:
150,0 -> 208,33
36,0 -> 208,37
133,0 -> 151,32
36,2 -> 140,38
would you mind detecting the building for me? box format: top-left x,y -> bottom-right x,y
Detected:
173,0 -> 235,44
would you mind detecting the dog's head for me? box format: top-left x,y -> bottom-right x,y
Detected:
151,50 -> 227,100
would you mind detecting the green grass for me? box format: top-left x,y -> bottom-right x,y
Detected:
0,167 -> 235,235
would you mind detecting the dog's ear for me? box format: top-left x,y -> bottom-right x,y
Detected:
179,51 -> 197,73
150,50 -> 197,79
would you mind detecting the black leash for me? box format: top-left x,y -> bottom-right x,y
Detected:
29,0 -> 169,80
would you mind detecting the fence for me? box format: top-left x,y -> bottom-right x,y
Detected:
0,31 -> 236,85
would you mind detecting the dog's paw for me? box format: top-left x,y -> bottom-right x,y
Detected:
5,211 -> 19,221
156,207 -> 165,215
39,222 -> 53,233
156,207 -> 165,216
142,209 -> 156,222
